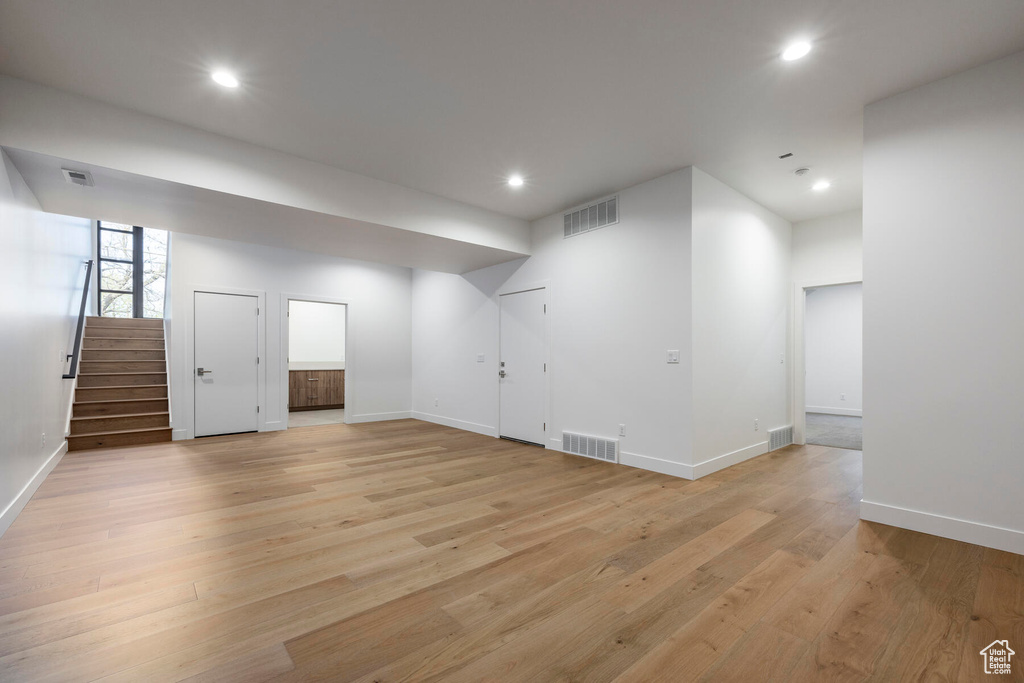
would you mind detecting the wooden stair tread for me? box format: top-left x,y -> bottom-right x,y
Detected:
84,336 -> 164,340
67,426 -> 172,437
77,383 -> 167,389
71,411 -> 169,422
78,371 -> 167,376
85,328 -> 164,332
75,397 -> 168,405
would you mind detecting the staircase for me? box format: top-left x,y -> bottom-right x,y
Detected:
68,316 -> 172,451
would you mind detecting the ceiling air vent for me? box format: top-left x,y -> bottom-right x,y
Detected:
562,431 -> 619,464
563,195 -> 618,239
61,169 -> 94,187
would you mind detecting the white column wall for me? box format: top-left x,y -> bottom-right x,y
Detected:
862,50 -> 1024,553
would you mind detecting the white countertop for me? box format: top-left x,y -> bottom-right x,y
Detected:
289,361 -> 345,371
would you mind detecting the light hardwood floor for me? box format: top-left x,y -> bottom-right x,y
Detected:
0,420 -> 1020,682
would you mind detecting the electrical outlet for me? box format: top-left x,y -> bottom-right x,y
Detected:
840,393 -> 846,401
477,354 -> 485,363
433,398 -> 439,408
618,424 -> 626,437
754,419 -> 759,432
41,433 -> 46,448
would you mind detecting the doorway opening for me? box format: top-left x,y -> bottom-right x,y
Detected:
286,299 -> 347,428
802,282 -> 862,450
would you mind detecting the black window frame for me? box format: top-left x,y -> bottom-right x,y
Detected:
97,221 -> 144,318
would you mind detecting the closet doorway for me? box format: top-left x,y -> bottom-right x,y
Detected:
800,282 -> 862,450
286,299 -> 347,428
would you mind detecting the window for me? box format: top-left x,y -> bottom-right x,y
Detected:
97,221 -> 168,318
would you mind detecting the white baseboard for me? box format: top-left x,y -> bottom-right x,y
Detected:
807,406 -> 862,417
347,411 -> 413,424
619,451 -> 695,480
171,428 -> 188,441
0,441 -> 68,538
544,437 -> 694,479
546,438 -> 771,482
691,441 -> 769,479
547,439 -> 768,482
860,499 -> 1024,555
262,420 -> 286,432
411,412 -> 498,437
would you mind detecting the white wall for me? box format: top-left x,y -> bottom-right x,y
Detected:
792,209 -> 862,284
169,234 -> 412,437
288,300 -> 346,370
411,260 -> 525,436
413,169 -> 694,473
690,168 -> 792,476
413,167 -> 793,480
0,150 -> 92,536
805,283 -> 862,416
862,50 -> 1024,554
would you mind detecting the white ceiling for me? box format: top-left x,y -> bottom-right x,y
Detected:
1,1 -> 1023,224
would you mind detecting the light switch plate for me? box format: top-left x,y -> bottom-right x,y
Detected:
477,354 -> 485,363
667,350 -> 680,364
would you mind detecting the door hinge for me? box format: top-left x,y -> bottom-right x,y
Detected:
543,422 -> 546,431
543,363 -> 546,372
256,307 -> 259,316
256,357 -> 260,365
543,304 -> 547,313
257,405 -> 260,413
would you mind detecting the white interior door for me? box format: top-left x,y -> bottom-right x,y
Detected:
499,288 -> 546,445
194,291 -> 259,437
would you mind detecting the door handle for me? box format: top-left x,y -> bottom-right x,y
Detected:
308,378 -> 320,381
197,367 -> 213,376
498,370 -> 507,378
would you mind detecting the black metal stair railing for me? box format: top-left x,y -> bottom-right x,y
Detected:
63,259 -> 94,380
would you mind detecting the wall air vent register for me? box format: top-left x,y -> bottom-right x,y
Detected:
563,195 -> 618,238
562,431 -> 619,463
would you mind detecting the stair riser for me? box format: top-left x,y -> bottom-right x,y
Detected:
74,399 -> 169,417
83,338 -> 165,350
68,429 -> 172,451
82,349 -> 165,361
85,327 -> 163,339
80,361 -> 166,373
75,386 -> 167,401
78,373 -> 167,387
71,414 -> 170,435
85,317 -> 163,329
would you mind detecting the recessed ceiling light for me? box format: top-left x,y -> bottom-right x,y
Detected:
211,70 -> 239,88
508,174 -> 524,188
781,41 -> 812,61
812,179 -> 831,191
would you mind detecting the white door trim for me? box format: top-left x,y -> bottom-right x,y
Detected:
792,275 -> 862,445
279,293 -> 352,426
497,284 -> 550,447
182,285 -> 266,440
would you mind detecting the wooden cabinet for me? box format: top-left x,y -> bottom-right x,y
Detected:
288,370 -> 344,411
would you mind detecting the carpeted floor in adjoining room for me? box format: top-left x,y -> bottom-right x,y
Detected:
805,412 -> 862,450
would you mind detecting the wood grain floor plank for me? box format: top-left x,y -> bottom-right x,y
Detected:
0,420 -> 1014,681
